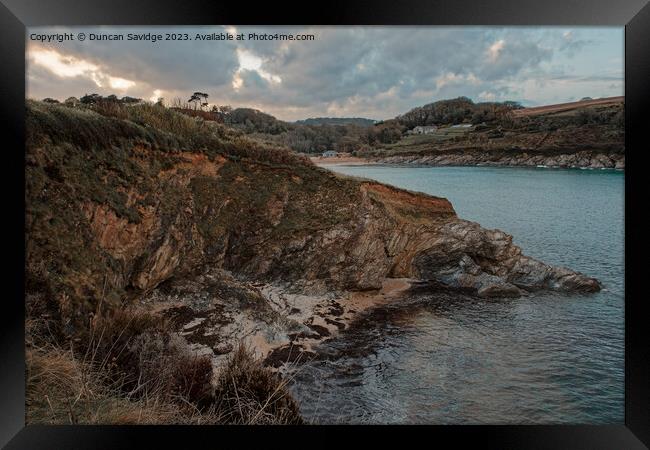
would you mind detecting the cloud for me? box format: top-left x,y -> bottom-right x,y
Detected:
28,47 -> 138,93
26,26 -> 623,120
487,39 -> 505,62
559,30 -> 594,56
232,48 -> 282,90
478,91 -> 497,101
30,48 -> 99,77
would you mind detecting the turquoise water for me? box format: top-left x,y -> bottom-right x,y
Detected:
290,165 -> 624,424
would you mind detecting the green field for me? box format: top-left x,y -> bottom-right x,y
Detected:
375,126 -> 475,154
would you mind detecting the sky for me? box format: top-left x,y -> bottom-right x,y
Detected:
26,26 -> 624,121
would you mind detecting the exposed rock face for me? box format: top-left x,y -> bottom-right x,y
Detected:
71,159 -> 601,299
375,150 -> 624,169
410,220 -> 600,297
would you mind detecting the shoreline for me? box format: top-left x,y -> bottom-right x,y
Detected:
313,156 -> 625,171
255,278 -> 417,368
311,156 -> 372,166
144,274 -> 418,371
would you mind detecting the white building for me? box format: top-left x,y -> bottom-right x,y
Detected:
407,125 -> 438,135
322,150 -> 338,157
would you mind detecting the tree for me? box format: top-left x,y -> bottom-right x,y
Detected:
188,92 -> 209,110
120,96 -> 142,104
42,98 -> 60,103
80,93 -> 103,104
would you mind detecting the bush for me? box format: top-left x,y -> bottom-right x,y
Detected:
213,343 -> 304,424
77,309 -> 215,405
26,346 -> 214,424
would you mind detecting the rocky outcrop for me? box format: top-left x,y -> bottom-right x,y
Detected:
374,150 -> 624,169
410,220 -> 600,297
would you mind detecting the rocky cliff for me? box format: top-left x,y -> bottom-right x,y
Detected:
25,101 -> 600,362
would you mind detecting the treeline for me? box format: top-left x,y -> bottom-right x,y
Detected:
223,97 -> 527,154
198,107 -> 386,154
263,120 -> 404,153
223,108 -> 288,134
42,93 -> 144,106
46,93 -> 527,154
48,92 -> 620,157
395,96 -> 523,128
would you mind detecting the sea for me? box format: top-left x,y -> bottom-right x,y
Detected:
289,165 -> 625,424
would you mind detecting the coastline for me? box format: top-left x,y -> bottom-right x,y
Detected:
313,152 -> 625,170
141,271 -> 418,370
254,278 -> 417,364
26,101 -> 620,425
311,155 -> 373,166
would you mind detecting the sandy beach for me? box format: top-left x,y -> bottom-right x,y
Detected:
311,155 -> 374,166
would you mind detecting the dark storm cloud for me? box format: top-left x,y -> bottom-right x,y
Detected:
27,26 -> 623,120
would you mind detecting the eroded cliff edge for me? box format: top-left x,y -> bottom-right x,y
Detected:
25,101 -> 600,363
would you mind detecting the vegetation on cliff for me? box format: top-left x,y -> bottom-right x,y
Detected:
58,93 -> 623,166
26,100 -> 312,424
358,97 -> 624,167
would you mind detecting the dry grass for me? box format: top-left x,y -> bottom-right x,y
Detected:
27,100 -> 312,168
26,307 -> 304,425
213,343 -> 303,424
26,345 -> 217,424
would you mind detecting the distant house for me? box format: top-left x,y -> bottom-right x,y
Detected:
450,123 -> 472,128
407,125 -> 437,135
322,150 -> 338,158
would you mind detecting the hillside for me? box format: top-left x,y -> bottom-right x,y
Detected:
362,97 -> 625,169
511,96 -> 624,118
197,96 -> 625,168
25,100 -> 601,424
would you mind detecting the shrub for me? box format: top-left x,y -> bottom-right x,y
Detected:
213,343 -> 303,424
26,346 -> 214,424
78,309 -> 215,405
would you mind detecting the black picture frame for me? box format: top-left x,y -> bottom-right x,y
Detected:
1,0 -> 648,448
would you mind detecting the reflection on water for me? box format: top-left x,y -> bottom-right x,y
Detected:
289,166 -> 624,424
